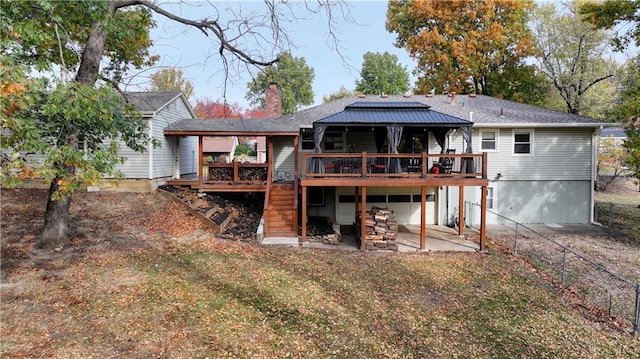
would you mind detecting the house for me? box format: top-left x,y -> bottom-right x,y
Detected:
6,91 -> 198,191
202,136 -> 239,163
100,91 -> 198,190
164,89 -> 612,250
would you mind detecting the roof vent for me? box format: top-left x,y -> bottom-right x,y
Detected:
500,108 -> 504,117
403,93 -> 411,98
358,94 -> 366,98
469,93 -> 477,98
380,93 -> 388,98
426,93 -> 434,98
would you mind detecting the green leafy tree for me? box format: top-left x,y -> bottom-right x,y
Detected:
245,52 -> 315,114
386,0 -> 534,95
1,0 -> 348,249
323,86 -> 359,102
616,57 -> 640,184
148,68 -> 195,101
531,1 -> 615,115
597,136 -> 629,190
579,0 -> 640,50
483,64 -> 551,105
234,143 -> 256,156
355,51 -> 410,95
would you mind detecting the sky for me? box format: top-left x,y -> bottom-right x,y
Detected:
142,1 -> 415,108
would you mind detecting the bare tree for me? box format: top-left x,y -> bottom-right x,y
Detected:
531,1 -> 615,115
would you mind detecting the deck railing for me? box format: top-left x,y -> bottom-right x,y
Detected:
302,152 -> 486,179
203,161 -> 269,184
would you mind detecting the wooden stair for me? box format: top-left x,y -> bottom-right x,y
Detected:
264,183 -> 298,238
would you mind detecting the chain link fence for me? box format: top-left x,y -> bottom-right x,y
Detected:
466,201 -> 639,336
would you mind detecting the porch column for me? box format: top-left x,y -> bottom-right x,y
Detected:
268,137 -> 274,180
355,186 -> 360,216
458,186 -> 465,236
302,185 -> 307,242
198,136 -> 203,186
420,186 -> 426,250
360,186 -> 367,250
173,137 -> 181,179
480,185 -> 487,250
293,135 -> 299,237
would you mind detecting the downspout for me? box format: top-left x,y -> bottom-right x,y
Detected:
591,126 -> 602,225
148,116 -> 154,180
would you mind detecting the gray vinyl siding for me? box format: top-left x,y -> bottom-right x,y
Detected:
179,136 -> 198,175
153,100 -> 188,178
114,137 -> 151,178
496,180 -> 591,223
463,128 -> 593,181
273,137 -> 296,181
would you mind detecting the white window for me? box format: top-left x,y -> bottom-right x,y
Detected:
480,130 -> 498,152
513,130 -> 533,155
486,187 -> 495,209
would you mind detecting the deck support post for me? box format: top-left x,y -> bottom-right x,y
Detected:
355,186 -> 360,216
301,185 -> 307,242
480,185 -> 487,250
360,186 -> 367,250
420,186 -> 426,250
198,136 -> 203,187
458,186 -> 465,236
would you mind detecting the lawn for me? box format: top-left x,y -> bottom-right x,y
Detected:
1,189 -> 638,358
595,177 -> 640,240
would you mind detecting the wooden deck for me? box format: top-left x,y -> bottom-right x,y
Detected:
301,152 -> 488,187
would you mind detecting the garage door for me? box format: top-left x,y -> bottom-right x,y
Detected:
335,186 -> 437,225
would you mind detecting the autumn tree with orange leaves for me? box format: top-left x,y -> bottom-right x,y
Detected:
386,0 -> 534,95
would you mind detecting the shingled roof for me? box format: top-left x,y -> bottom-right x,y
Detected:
164,93 -> 611,135
124,91 -> 183,114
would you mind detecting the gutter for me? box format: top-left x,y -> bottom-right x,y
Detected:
472,123 -> 618,129
590,126 -> 602,225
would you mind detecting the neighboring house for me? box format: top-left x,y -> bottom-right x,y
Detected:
202,136 -> 238,163
164,89 -> 613,249
105,91 -> 197,190
4,91 -> 197,191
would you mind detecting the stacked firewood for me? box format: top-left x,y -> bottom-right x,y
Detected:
239,167 -> 267,181
355,206 -> 398,251
209,167 -> 233,181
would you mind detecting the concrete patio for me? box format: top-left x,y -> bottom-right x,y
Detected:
263,224 -> 480,252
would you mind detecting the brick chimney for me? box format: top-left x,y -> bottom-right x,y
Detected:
264,83 -> 282,117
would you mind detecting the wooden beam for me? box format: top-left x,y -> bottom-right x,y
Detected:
300,178 -> 489,187
293,135 -> 299,236
355,186 -> 360,217
480,185 -> 487,250
198,136 -> 203,187
458,186 -> 464,236
420,185 -> 426,250
360,186 -> 367,250
301,185 -> 307,242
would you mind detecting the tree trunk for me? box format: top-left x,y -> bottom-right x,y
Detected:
38,5 -> 113,248
36,179 -> 72,250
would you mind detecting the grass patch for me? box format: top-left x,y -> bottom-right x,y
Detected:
2,241 -> 638,358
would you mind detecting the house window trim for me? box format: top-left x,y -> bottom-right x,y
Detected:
300,129 -> 314,152
512,129 -> 534,156
479,129 -> 499,153
486,186 -> 495,210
